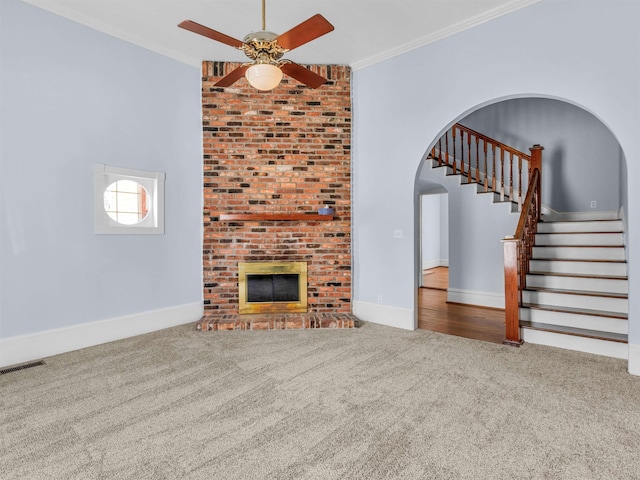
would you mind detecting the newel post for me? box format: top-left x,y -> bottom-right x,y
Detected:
529,144 -> 544,215
502,236 -> 523,346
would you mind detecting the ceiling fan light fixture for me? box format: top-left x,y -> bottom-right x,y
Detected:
245,63 -> 283,91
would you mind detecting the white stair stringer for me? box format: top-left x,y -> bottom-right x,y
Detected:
428,157 -> 521,211
521,216 -> 628,359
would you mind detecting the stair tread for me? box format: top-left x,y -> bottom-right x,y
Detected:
520,321 -> 628,343
527,271 -> 628,280
525,286 -> 627,298
521,303 -> 628,319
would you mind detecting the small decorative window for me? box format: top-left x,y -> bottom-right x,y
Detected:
95,164 -> 165,234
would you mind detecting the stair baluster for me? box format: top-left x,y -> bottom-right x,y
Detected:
500,150 -> 505,201
475,136 -> 480,185
492,144 -> 496,193
518,155 -> 523,207
467,132 -> 472,183
452,127 -> 457,175
483,141 -> 489,192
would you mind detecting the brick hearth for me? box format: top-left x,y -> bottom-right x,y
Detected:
197,313 -> 358,331
201,61 -> 353,330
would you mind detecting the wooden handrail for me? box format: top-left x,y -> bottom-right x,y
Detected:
502,145 -> 544,346
431,123 -> 532,209
514,169 -> 540,239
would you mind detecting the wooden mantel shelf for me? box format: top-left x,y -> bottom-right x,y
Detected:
218,213 -> 334,222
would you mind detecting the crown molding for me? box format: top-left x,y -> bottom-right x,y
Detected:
351,0 -> 541,71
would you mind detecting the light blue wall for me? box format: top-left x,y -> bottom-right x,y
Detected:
421,195 -> 441,270
461,98 -> 621,213
0,0 -> 203,338
420,194 -> 449,272
353,0 -> 640,345
417,162 -> 518,299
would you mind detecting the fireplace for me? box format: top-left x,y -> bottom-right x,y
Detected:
238,262 -> 308,314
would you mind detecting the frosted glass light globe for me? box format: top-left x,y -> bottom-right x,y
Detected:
245,64 -> 283,91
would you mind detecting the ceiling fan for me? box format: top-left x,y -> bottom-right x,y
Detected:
178,0 -> 334,91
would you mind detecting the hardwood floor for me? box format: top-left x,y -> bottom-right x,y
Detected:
421,266 -> 449,290
419,267 -> 506,344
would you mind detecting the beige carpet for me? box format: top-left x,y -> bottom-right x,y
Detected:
2,322 -> 640,479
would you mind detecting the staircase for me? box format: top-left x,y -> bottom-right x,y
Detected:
520,215 -> 628,358
429,123 -> 629,359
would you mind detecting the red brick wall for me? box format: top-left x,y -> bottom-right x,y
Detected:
202,62 -> 351,315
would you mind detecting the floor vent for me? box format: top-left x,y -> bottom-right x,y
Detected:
0,360 -> 45,375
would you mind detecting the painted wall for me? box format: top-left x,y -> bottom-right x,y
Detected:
421,195 -> 441,270
461,98 -> 621,213
417,163 -> 518,307
352,0 -> 639,359
440,196 -> 449,262
421,194 -> 449,271
0,1 -> 203,341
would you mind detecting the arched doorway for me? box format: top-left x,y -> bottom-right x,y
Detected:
415,96 -> 628,350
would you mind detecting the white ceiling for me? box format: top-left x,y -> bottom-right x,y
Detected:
22,0 -> 539,70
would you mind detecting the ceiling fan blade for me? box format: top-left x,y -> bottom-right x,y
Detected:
215,65 -> 250,87
276,14 -> 334,51
280,62 -> 328,89
178,20 -> 244,48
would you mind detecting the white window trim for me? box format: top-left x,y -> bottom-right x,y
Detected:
94,164 -> 165,235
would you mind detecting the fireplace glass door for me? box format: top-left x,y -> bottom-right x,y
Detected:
238,262 -> 307,314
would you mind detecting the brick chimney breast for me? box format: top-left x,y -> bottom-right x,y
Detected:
202,62 -> 352,316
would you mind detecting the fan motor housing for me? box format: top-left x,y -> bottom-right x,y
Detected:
242,31 -> 286,62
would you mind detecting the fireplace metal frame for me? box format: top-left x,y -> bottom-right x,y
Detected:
238,261 -> 308,314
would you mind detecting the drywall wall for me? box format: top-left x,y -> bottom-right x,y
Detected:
0,0 -> 202,339
421,193 -> 449,272
421,195 -> 442,270
352,0 -> 638,349
461,98 -> 621,213
417,162 -> 518,304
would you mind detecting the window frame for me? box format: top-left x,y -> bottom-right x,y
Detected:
94,164 -> 165,235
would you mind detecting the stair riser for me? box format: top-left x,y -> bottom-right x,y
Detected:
521,329 -> 628,359
529,260 -> 627,277
535,233 -> 624,246
537,221 -> 623,234
525,275 -> 628,294
520,308 -> 628,335
532,246 -> 625,261
522,290 -> 628,314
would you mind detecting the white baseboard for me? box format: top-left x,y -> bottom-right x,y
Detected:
447,288 -> 504,309
0,302 -> 203,368
422,260 -> 449,270
629,344 -> 640,376
353,300 -> 414,330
